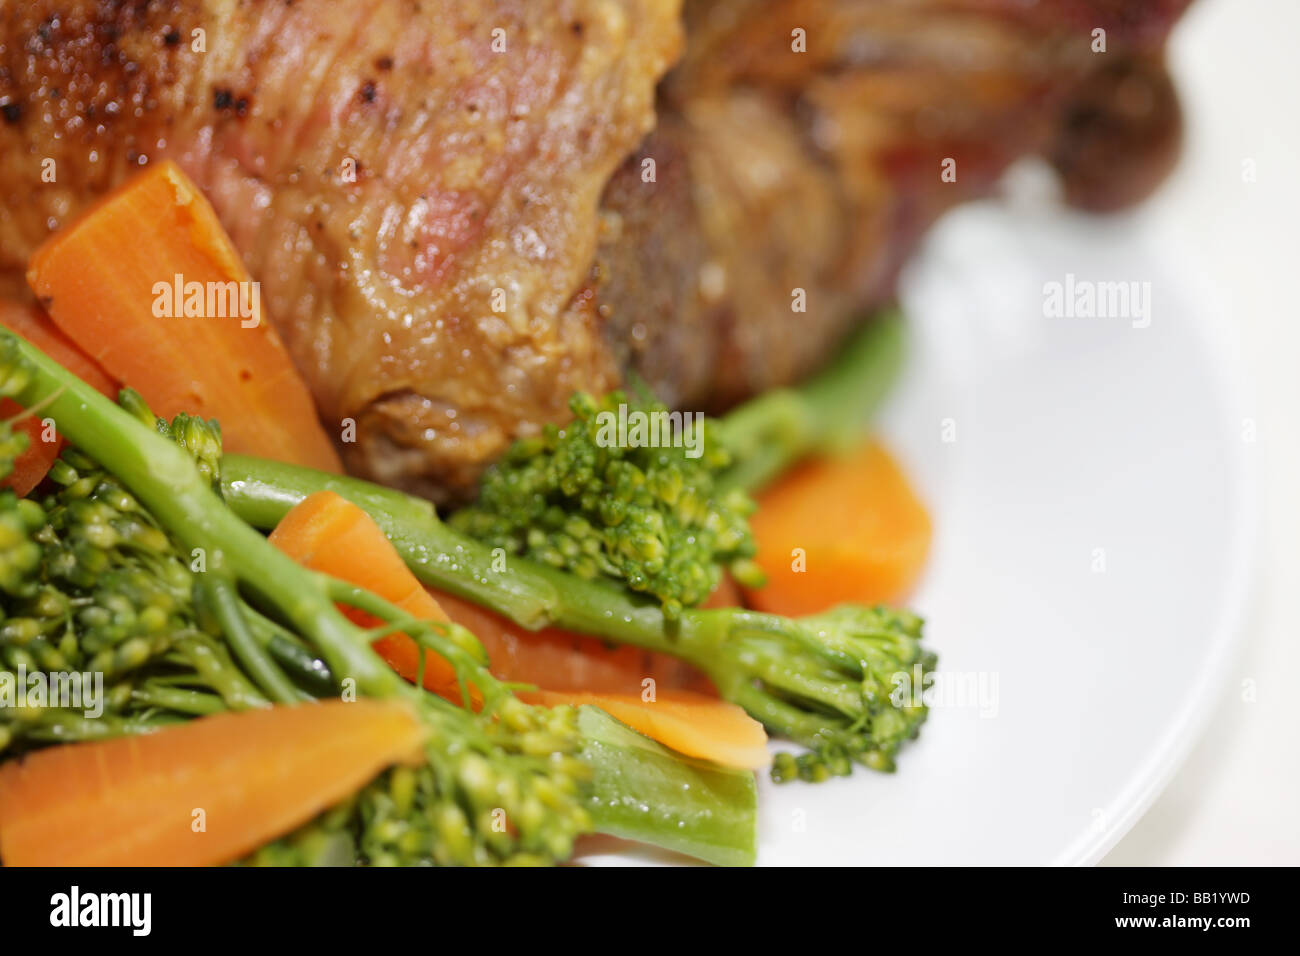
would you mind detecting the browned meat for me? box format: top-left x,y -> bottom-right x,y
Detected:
0,0 -> 681,499
0,0 -> 1188,498
598,0 -> 1190,411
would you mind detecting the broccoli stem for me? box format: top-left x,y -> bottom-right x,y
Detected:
170,633 -> 270,711
577,705 -> 758,867
14,709 -> 185,743
196,575 -> 307,705
224,454 -> 673,636
132,684 -> 229,716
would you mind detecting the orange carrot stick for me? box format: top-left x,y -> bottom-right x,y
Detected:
432,588 -> 714,697
0,699 -> 425,867
522,688 -> 769,771
268,490 -> 476,705
26,161 -> 341,472
0,302 -> 118,495
434,585 -> 765,769
743,439 -> 931,616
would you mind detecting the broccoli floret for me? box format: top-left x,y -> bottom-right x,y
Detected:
0,389 -> 220,690
451,390 -> 762,617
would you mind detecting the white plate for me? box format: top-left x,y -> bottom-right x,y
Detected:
585,187 -> 1254,866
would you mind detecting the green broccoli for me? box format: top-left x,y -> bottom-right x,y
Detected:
0,331 -> 757,866
451,390 -> 762,618
220,312 -> 937,781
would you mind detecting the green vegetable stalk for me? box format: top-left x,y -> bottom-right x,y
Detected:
578,705 -> 758,866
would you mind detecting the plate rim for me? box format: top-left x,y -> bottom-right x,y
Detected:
1052,260 -> 1259,866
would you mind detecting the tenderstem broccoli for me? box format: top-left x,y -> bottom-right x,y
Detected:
0,330 -> 758,866
451,390 -> 762,618
220,312 -> 936,781
0,333 -> 589,863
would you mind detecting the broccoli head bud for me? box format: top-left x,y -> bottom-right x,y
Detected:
687,603 -> 935,782
452,391 -> 763,616
119,388 -> 224,491
1,387 -> 221,696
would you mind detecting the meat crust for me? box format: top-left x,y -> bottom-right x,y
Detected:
0,0 -> 682,499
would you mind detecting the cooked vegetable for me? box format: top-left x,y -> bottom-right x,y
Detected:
268,489 -> 477,705
0,302 -> 118,397
0,328 -> 757,864
250,702 -> 760,868
0,699 -> 426,867
269,492 -> 759,765
451,389 -> 761,618
0,426 -> 205,712
0,330 -> 592,864
743,440 -> 932,615
523,689 -> 769,771
25,161 -> 342,473
577,705 -> 758,867
0,302 -> 117,495
220,314 -> 936,782
434,587 -> 711,695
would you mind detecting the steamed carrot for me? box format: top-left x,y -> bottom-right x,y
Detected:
0,699 -> 425,867
268,490 -> 475,705
743,439 -> 931,616
0,301 -> 117,395
702,572 -> 742,610
268,492 -> 758,765
522,689 -> 770,771
434,584 -> 768,769
0,302 -> 118,495
26,160 -> 341,472
433,588 -> 714,697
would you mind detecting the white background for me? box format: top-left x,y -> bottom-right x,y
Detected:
1100,0 -> 1299,866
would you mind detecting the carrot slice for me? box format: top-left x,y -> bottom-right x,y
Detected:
701,572 -> 742,610
0,301 -> 117,395
743,439 -> 931,616
26,160 -> 341,472
0,699 -> 425,867
269,490 -> 476,705
1,396 -> 60,497
522,689 -> 769,771
1,302 -> 118,495
434,585 -> 765,769
433,588 -> 713,697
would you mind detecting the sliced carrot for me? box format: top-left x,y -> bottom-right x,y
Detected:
432,588 -> 715,697
521,689 -> 769,771
701,572 -> 742,609
26,160 -> 341,472
743,439 -> 931,616
1,397 -> 59,497
269,490 -> 476,705
0,301 -> 117,395
0,699 -> 425,866
1,302 -> 118,495
433,586 -> 765,768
